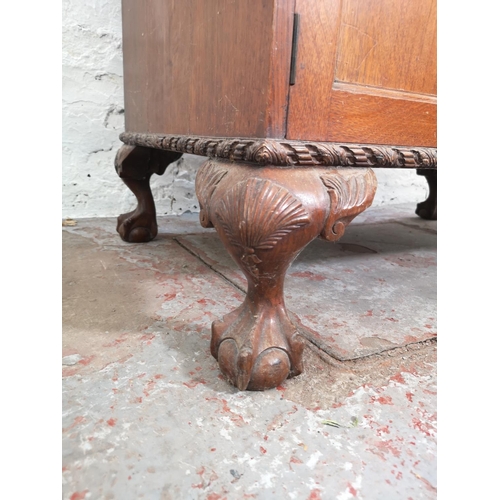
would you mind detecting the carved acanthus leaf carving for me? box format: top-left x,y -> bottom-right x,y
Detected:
320,169 -> 377,242
195,161 -> 228,227
120,132 -> 437,170
214,178 -> 309,277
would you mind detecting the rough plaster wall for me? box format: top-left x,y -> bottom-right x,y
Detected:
62,0 -> 428,219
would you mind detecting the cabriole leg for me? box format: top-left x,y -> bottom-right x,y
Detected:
416,169 -> 437,220
195,160 -> 377,391
115,145 -> 182,242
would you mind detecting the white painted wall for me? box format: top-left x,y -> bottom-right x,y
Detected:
62,0 -> 428,219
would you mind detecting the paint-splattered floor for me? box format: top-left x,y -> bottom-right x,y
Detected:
62,203 -> 437,500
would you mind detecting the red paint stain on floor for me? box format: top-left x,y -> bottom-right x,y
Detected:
370,396 -> 394,405
373,440 -> 401,458
406,392 -> 414,402
308,489 -> 322,499
347,483 -> 358,496
290,271 -> 327,281
143,379 -> 156,396
197,298 -> 217,306
412,418 -> 433,437
192,466 -> 206,488
183,379 -> 207,389
70,491 -> 88,500
206,494 -> 226,500
77,355 -> 95,366
260,446 -> 267,454
205,397 -> 246,426
404,335 -> 419,343
193,467 -> 220,492
391,372 -> 405,384
376,425 -> 390,436
290,455 -> 303,465
103,336 -> 128,348
62,367 -> 79,377
391,468 -> 404,480
63,416 -> 85,433
107,418 -> 117,427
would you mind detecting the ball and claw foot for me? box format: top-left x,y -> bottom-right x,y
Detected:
116,180 -> 159,243
114,145 -> 182,243
211,301 -> 306,391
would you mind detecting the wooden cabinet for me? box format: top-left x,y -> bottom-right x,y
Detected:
121,0 -> 436,146
115,0 -> 437,391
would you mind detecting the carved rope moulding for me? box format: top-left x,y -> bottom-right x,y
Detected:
120,132 -> 437,169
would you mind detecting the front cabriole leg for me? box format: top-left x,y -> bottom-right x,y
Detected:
115,145 -> 182,242
195,160 -> 377,391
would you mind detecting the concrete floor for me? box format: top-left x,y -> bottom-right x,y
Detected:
62,203 -> 437,500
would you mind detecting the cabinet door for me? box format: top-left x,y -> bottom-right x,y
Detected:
286,0 -> 437,146
122,0 -> 294,139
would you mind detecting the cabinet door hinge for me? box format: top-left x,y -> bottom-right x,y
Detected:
289,13 -> 300,85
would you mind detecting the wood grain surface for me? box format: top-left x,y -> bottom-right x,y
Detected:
286,0 -> 437,146
335,0 -> 436,95
121,0 -> 294,139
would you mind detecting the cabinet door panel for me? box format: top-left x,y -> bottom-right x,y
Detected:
122,0 -> 294,138
335,0 -> 436,96
287,0 -> 436,146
